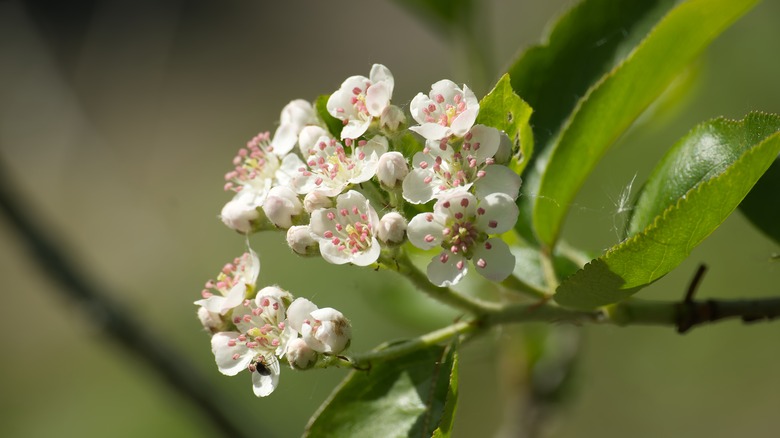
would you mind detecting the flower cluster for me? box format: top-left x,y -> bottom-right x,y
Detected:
196,250 -> 351,396
200,64 -> 525,394
216,64 -> 521,287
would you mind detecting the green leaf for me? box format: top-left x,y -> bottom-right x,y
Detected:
475,74 -> 534,176
739,157 -> 780,246
431,345 -> 458,438
555,113 -> 780,309
315,94 -> 343,139
304,343 -> 459,438
507,0 -> 679,243
508,0 -> 676,156
531,0 -> 759,247
629,113 -> 780,235
391,0 -> 473,36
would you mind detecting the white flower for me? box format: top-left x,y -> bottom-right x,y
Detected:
409,79 -> 479,141
287,298 -> 352,354
210,289 -> 295,397
290,131 -> 388,197
402,124 -> 521,204
223,131 -> 292,222
407,192 -> 518,286
309,190 -> 381,266
376,151 -> 409,189
327,64 -> 394,139
272,99 -> 318,155
262,186 -> 303,229
377,212 -> 407,245
195,250 -> 260,315
220,193 -> 260,234
286,225 -> 318,256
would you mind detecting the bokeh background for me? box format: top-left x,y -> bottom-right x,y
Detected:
1,0 -> 779,437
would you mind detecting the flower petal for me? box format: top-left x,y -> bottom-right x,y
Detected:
466,124 -> 500,164
341,119 -> 372,140
287,297 -> 318,333
472,237 -> 515,282
365,81 -> 391,117
251,355 -> 280,397
211,332 -> 252,376
402,168 -> 435,204
475,193 -> 519,234
409,123 -> 450,142
407,212 -> 445,249
474,165 -> 522,200
350,237 -> 381,266
427,252 -> 468,286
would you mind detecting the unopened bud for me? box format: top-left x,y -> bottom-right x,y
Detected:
303,308 -> 352,354
285,338 -> 318,370
262,186 -> 303,229
377,212 -> 407,245
376,152 -> 408,189
220,196 -> 260,234
380,105 -> 406,132
303,191 -> 333,213
286,225 -> 318,256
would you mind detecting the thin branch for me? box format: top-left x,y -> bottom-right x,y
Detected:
0,159 -> 260,438
341,296 -> 780,368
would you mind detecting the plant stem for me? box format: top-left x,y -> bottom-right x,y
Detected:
340,296 -> 780,368
539,247 -> 559,293
501,274 -> 550,300
349,320 -> 478,368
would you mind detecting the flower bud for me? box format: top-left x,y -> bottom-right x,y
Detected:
220,196 -> 260,234
262,186 -> 303,229
285,338 -> 318,370
303,191 -> 333,213
286,225 -> 318,256
303,308 -> 352,354
376,151 -> 408,189
287,298 -> 352,354
380,104 -> 406,132
377,212 -> 407,245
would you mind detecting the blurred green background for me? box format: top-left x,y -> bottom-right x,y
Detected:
1,1 -> 779,437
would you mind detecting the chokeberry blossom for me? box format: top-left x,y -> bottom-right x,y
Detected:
195,250 -> 260,315
407,192 -> 518,286
286,126 -> 388,197
327,64 -> 394,140
272,99 -> 318,155
287,298 -> 352,355
309,190 -> 381,266
222,131 -> 294,221
210,288 -> 295,397
402,124 -> 521,204
409,79 -> 479,141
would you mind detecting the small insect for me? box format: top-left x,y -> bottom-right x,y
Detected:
252,359 -> 272,376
